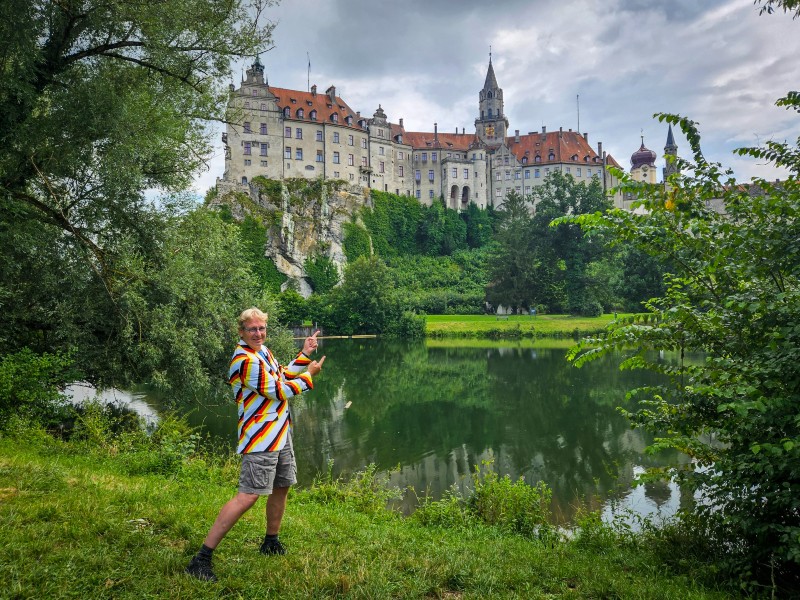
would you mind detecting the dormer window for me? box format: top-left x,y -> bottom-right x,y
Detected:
584,155 -> 590,162
297,108 -> 304,118
346,116 -> 353,125
521,156 -> 528,164
290,98 -> 297,104
310,110 -> 317,121
548,152 -> 555,161
535,155 -> 541,163
307,100 -> 312,106
283,107 -> 290,117
331,113 -> 338,122
571,154 -> 578,161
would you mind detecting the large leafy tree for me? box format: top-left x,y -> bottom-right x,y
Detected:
564,101 -> 800,589
0,1 -> 275,393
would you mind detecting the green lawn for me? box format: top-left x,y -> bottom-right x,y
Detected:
426,313 -> 628,338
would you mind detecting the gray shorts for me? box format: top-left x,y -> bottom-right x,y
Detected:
238,433 -> 297,495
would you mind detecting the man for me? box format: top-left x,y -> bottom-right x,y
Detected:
185,307 -> 325,582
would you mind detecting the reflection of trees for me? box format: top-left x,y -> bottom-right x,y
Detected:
258,339 -> 689,522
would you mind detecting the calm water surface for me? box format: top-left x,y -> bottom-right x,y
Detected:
169,337 -> 692,524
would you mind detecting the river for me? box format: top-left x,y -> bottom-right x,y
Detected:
78,337 -> 694,525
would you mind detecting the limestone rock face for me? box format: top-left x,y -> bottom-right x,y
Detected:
211,178 -> 368,296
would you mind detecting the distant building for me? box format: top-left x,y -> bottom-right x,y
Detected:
221,56 -> 624,209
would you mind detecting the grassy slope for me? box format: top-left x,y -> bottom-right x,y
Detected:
425,314 -> 627,338
0,438 -> 731,599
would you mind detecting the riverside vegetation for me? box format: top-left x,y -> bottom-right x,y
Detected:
2,0 -> 799,596
0,406 -> 732,599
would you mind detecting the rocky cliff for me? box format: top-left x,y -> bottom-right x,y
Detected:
210,177 -> 369,296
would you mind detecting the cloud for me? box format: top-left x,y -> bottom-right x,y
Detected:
191,0 -> 800,193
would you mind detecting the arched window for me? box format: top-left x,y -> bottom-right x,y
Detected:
487,91 -> 493,99
331,113 -> 338,122
242,176 -> 248,184
548,152 -> 555,161
283,107 -> 290,117
310,110 -> 317,121
297,108 -> 304,118
346,116 -> 353,125
521,156 -> 528,164
534,155 -> 541,163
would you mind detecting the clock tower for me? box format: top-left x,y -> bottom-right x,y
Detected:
475,54 -> 508,146
630,136 -> 657,184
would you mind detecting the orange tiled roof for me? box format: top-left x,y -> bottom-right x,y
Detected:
401,131 -> 478,152
269,86 -> 364,130
507,130 -> 613,167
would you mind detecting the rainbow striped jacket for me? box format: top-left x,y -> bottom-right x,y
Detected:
228,341 -> 313,454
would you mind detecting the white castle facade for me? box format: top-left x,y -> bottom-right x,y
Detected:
221,57 -> 636,209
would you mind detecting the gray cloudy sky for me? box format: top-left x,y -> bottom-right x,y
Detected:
194,0 -> 799,193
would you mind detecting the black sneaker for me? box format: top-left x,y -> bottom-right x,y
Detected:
259,538 -> 287,555
185,556 -> 217,582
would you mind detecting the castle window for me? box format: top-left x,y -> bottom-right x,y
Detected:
521,156 -> 528,164
463,168 -> 469,179
348,134 -> 354,146
428,169 -> 434,181
432,152 -> 437,162
576,168 -> 581,176
566,167 -> 571,174
284,127 -> 291,138
524,170 -> 530,179
244,159 -> 251,166
260,123 -> 267,135
452,167 -> 458,178
333,151 -> 340,164
379,161 -> 385,173
244,142 -> 251,155
253,89 -> 258,96
316,130 -> 323,142
379,146 -> 384,155
415,170 -> 421,181
504,156 -> 509,165
346,116 -> 353,125
422,152 -> 427,162
331,113 -> 338,122
399,166 -> 404,177
535,168 -> 540,178
348,154 -> 354,166
361,138 -> 367,149
296,128 -> 302,139
495,171 -> 501,181
295,148 -> 303,160
505,171 -> 511,180
261,160 -> 267,167
284,147 -> 291,159
488,109 -> 493,117
416,190 -> 421,199
333,132 -> 340,143
316,150 -> 323,162
398,151 -> 404,160
571,154 -> 578,161
297,109 -> 304,118
487,91 -> 493,99
310,110 -> 317,121
244,122 -> 251,133
514,171 -> 521,180
242,176 -> 248,184
362,156 -> 368,166
283,107 -> 290,117
535,155 -> 541,163
429,189 -> 434,199
260,143 -> 267,156
548,152 -> 555,160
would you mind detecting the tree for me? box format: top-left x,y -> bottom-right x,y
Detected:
563,103 -> 800,590
303,253 -> 340,294
0,2 -> 274,390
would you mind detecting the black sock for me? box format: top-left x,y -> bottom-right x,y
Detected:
263,533 -> 278,543
197,544 -> 214,562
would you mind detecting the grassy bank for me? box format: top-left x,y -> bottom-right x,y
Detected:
0,428 -> 732,599
425,314 -> 627,339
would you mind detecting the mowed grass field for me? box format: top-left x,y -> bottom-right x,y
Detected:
425,313 -> 627,338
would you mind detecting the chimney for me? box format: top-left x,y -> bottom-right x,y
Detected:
559,126 -> 563,138
311,84 -> 317,96
541,126 -> 546,134
514,129 -> 520,143
583,132 -> 588,141
597,142 -> 603,156
455,126 -> 458,134
399,118 -> 404,128
568,128 -> 572,132
462,127 -> 465,134
434,122 -> 438,141
325,85 -> 336,101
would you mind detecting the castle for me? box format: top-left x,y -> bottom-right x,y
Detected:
221,56 -> 676,210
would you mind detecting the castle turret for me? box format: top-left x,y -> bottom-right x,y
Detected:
630,137 -> 657,184
475,54 -> 508,145
663,124 -> 679,181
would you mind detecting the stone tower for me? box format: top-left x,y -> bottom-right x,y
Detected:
475,55 -> 508,146
662,124 -> 678,181
630,136 -> 657,184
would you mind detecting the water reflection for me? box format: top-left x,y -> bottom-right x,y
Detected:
177,338 -> 689,524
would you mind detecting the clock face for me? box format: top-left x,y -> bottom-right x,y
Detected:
485,126 -> 494,137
